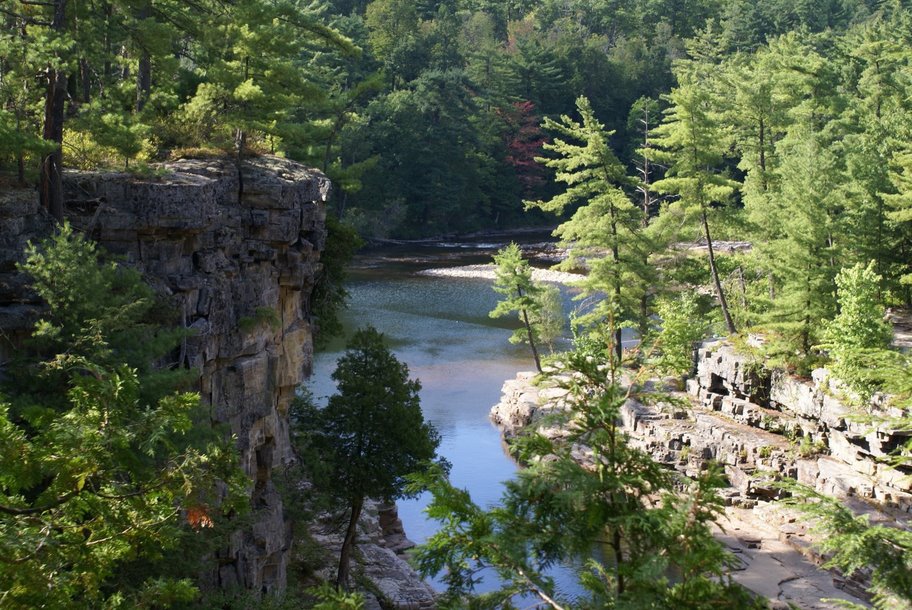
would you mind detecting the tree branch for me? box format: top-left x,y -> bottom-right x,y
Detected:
0,488 -> 80,515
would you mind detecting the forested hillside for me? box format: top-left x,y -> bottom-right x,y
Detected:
3,0 -> 912,607
4,0 -> 907,237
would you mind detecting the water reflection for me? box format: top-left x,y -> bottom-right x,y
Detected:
309,240 -> 584,601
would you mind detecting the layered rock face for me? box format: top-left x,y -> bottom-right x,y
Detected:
0,191 -> 54,363
492,342 -> 911,512
686,341 -> 911,512
490,342 -> 911,606
0,156 -> 330,594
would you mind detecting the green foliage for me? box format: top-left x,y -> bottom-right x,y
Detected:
528,96 -> 654,341
884,147 -> 912,295
0,225 -> 246,609
779,481 -> 912,609
16,223 -> 190,401
312,214 -> 364,349
650,292 -> 707,378
489,243 -> 552,372
318,326 -> 440,502
651,65 -> 740,334
297,326 -> 441,586
822,262 -> 894,401
238,306 -> 281,333
410,324 -> 762,609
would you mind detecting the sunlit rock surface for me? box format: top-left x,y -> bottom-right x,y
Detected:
491,340 -> 912,607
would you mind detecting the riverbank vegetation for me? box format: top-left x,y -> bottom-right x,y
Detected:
413,323 -> 765,609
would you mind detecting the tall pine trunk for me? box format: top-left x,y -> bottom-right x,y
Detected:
135,1 -> 151,112
517,286 -> 542,373
701,208 -> 737,334
41,69 -> 67,223
39,0 -> 68,223
611,208 -> 623,362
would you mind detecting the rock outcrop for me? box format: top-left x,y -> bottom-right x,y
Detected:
0,191 -> 55,365
490,340 -> 912,607
309,500 -> 437,610
687,341 -> 912,512
0,156 -> 330,594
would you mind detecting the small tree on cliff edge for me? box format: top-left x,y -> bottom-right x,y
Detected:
308,327 -> 440,588
490,243 -> 552,373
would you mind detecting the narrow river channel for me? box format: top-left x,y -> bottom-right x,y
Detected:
308,239 -> 585,599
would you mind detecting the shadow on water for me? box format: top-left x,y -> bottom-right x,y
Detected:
309,238 -> 590,602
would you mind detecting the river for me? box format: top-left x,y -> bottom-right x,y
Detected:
308,238 -> 585,600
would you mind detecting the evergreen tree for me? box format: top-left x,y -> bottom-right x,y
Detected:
0,225 -> 245,608
823,261 -> 894,400
528,96 -> 652,359
884,149 -> 912,301
489,243 -> 548,373
410,325 -> 762,609
651,72 -> 740,334
760,124 -> 842,359
302,327 -> 440,588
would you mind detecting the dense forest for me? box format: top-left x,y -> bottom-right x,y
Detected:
5,0 -> 912,238
3,0 -> 912,608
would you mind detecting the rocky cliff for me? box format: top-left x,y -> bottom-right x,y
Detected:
0,156 -> 330,594
490,342 -> 912,607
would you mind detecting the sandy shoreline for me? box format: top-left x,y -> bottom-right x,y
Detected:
419,263 -> 584,285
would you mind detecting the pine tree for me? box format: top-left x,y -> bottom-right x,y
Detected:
490,243 -> 548,373
884,149 -> 912,300
527,96 -> 652,359
760,124 -> 842,359
0,225 -> 246,608
410,325 -> 762,609
303,327 -> 440,588
651,72 -> 739,334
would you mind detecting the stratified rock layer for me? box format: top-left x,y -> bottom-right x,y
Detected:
0,156 -> 330,594
491,340 -> 912,607
309,500 -> 437,610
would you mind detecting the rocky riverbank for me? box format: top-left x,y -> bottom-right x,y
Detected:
308,500 -> 436,610
490,341 -> 912,608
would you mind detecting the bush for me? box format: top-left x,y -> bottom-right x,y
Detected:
823,262 -> 894,401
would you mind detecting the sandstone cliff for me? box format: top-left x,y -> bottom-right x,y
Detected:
0,156 -> 330,594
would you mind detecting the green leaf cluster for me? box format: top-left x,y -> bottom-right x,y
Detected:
0,225 -> 247,609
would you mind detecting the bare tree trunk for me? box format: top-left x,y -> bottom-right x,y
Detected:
234,56 -> 249,198
702,208 -> 737,334
39,0 -> 68,223
518,296 -> 542,373
40,68 -> 67,222
136,53 -> 151,111
135,1 -> 151,112
336,496 -> 364,589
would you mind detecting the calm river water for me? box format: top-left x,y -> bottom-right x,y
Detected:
308,239 -> 585,599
